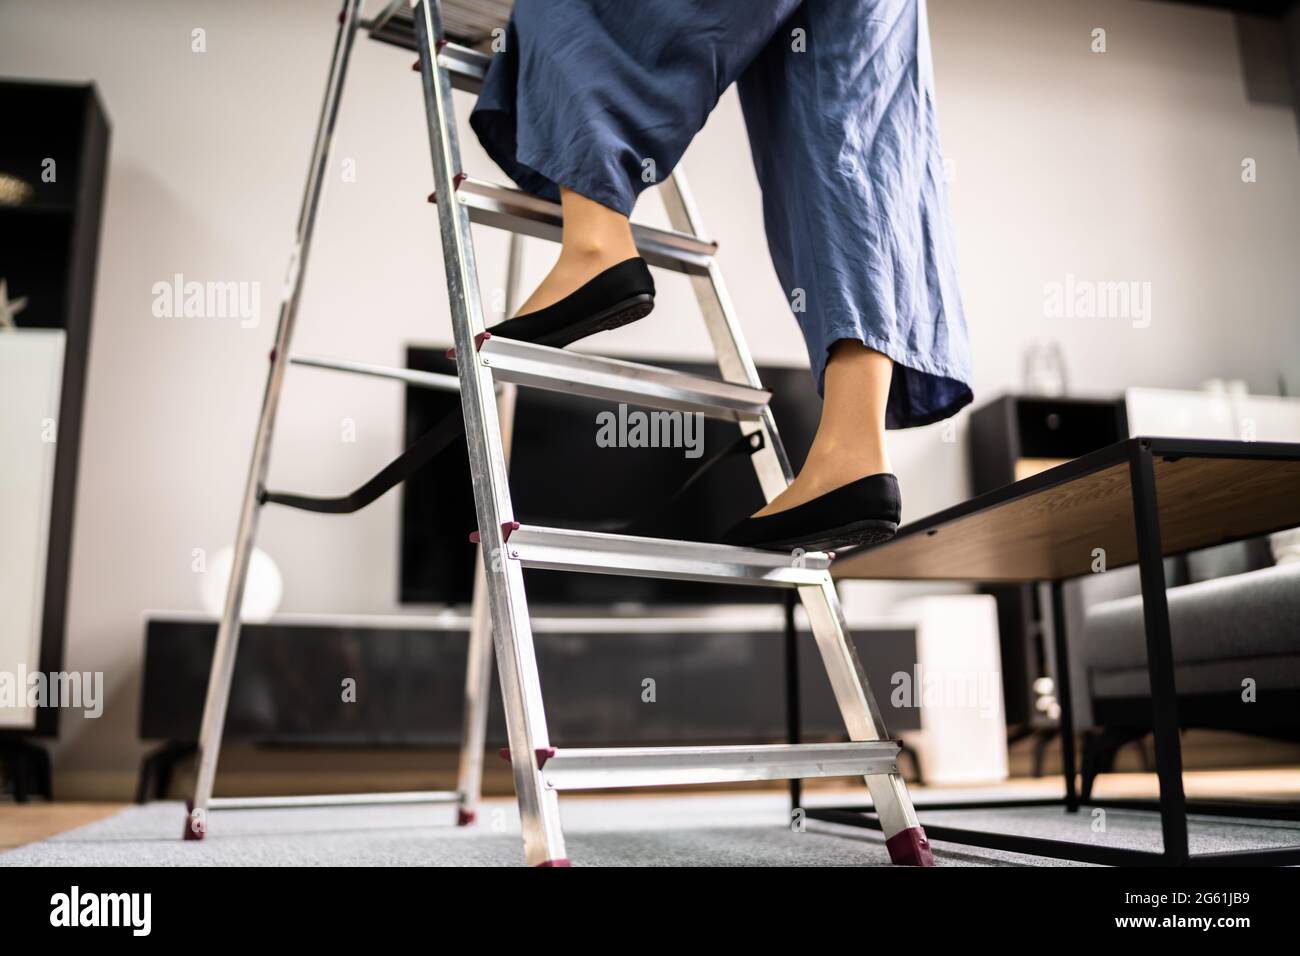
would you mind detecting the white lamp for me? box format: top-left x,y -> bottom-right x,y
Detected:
199,546 -> 283,623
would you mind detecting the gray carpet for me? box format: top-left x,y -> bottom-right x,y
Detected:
2,793 -> 1294,866
916,804 -> 1300,856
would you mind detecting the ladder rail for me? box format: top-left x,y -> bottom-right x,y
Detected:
505,524 -> 833,587
413,0 -> 568,867
660,168 -> 928,858
187,0 -> 365,839
540,742 -> 902,791
454,232 -> 525,824
454,380 -> 517,825
476,335 -> 771,421
800,578 -> 923,840
657,173 -> 795,500
209,791 -> 458,810
289,352 -> 465,392
446,177 -> 716,275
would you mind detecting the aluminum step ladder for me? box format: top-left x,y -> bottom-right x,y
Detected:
186,0 -> 934,867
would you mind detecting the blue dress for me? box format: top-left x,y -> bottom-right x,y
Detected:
471,0 -> 972,428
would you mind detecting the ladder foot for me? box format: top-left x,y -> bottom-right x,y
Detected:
182,800 -> 205,841
885,826 -> 934,866
456,807 -> 477,827
535,858 -> 572,867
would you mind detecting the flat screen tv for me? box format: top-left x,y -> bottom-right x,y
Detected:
400,348 -> 821,606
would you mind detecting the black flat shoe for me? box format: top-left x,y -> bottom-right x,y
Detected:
487,256 -> 655,348
721,473 -> 901,552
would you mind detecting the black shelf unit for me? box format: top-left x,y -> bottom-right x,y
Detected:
0,80 -> 109,795
967,394 -> 1128,740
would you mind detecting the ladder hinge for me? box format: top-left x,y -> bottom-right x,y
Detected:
446,330 -> 490,359
500,747 -> 557,770
469,519 -> 520,545
427,172 -> 468,204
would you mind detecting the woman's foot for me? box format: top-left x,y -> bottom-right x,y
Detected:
724,340 -> 898,550
754,341 -> 893,518
489,186 -> 650,347
722,473 -> 901,551
488,256 -> 655,348
514,187 -> 640,316
513,243 -> 638,318
753,442 -> 891,517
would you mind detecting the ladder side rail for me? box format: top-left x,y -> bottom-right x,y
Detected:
455,380 -> 518,824
413,0 -> 567,866
188,0 -> 364,837
658,171 -> 794,501
799,579 -> 923,841
456,232 -> 526,822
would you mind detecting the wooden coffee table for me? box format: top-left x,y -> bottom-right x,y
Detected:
806,437 -> 1300,865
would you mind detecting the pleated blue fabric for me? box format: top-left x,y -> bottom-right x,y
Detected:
471,0 -> 971,427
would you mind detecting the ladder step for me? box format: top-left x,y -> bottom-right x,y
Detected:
477,336 -> 770,421
435,41 -> 492,94
208,790 -> 460,810
446,179 -> 717,276
505,524 -> 832,586
369,13 -> 491,94
289,353 -> 464,393
540,742 -> 901,791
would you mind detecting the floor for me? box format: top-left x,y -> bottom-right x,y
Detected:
0,802 -> 122,851
0,793 -> 1077,867
2,771 -> 1298,866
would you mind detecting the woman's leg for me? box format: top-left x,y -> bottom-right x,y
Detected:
754,341 -> 893,517
738,0 -> 972,519
513,188 -> 638,316
472,0 -> 802,316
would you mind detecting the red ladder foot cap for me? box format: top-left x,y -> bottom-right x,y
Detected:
886,826 -> 935,866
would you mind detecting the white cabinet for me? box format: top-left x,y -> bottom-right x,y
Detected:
0,329 -> 64,728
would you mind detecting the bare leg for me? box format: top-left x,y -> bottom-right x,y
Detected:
754,340 -> 893,517
514,187 -> 639,316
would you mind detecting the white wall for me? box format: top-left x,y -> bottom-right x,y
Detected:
1,0 -> 1296,793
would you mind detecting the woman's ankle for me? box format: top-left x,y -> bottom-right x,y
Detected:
513,236 -> 637,316
558,187 -> 637,257
752,445 -> 890,517
558,235 -> 636,270
805,437 -> 891,482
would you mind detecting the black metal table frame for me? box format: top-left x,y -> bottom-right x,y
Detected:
787,437 -> 1300,866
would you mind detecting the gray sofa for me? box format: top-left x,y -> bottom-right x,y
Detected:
1062,536 -> 1300,796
